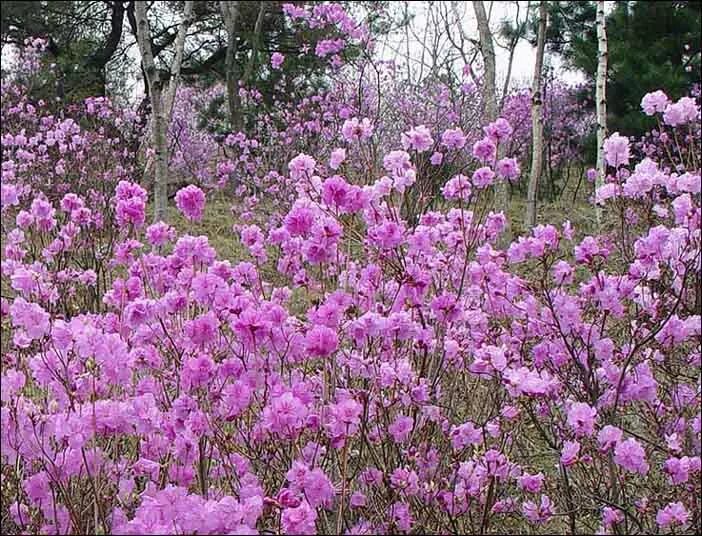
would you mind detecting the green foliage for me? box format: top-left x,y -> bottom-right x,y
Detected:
547,1 -> 701,136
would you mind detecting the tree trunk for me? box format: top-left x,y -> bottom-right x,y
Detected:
165,1 -> 195,120
526,1 -> 548,228
595,0 -> 608,228
473,0 -> 510,241
135,1 -> 168,223
244,1 -> 267,85
220,1 -> 242,132
472,1 -> 497,122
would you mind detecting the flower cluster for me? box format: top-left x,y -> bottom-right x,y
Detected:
1,28 -> 700,536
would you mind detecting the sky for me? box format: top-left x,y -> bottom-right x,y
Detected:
1,1 -> 590,103
376,1 -> 586,88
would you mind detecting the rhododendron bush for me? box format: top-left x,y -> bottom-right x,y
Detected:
2,11 -> 702,536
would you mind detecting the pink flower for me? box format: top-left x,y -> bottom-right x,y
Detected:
281,500 -> 317,535
329,148 -> 346,170
115,181 -> 147,227
443,174 -> 471,200
641,90 -> 669,115
496,157 -> 520,181
656,502 -> 689,528
484,117 -> 513,141
315,38 -> 345,57
663,456 -> 693,484
472,166 -> 496,188
146,221 -> 175,246
175,185 -> 206,222
602,506 -> 624,529
440,127 -> 466,149
522,494 -> 553,524
184,312 -> 219,346
390,467 -> 419,495
10,297 -> 50,340
383,150 -> 411,173
663,96 -> 699,126
566,402 -> 597,437
560,440 -> 580,466
450,421 -> 482,450
603,132 -> 630,168
305,325 -> 339,357
389,501 -> 413,531
597,425 -> 623,451
289,153 -> 317,180
303,468 -> 335,508
472,137 -> 496,161
430,151 -> 444,166
613,438 -> 649,475
321,175 -> 351,209
284,205 -> 315,236
368,220 -> 404,249
401,125 -> 434,153
341,117 -> 373,142
389,415 -> 414,443
271,52 -> 285,69
517,472 -> 545,494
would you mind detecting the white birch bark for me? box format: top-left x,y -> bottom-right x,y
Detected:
165,1 -> 195,121
135,1 -> 169,223
526,1 -> 547,228
473,0 -> 510,240
595,0 -> 608,228
220,1 -> 242,131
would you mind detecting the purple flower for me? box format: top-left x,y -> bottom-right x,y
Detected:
271,52 -> 285,69
175,185 -> 206,222
289,153 -> 317,179
472,137 -> 496,161
656,502 -> 689,528
613,438 -> 649,475
496,157 -> 520,181
389,415 -> 414,443
329,148 -> 346,170
305,325 -> 339,357
641,90 -> 669,115
597,425 -> 623,451
603,132 -> 630,168
560,440 -> 580,466
281,500 -> 317,535
440,127 -> 466,149
472,166 -> 496,188
342,117 -> 373,142
401,125 -> 434,153
566,402 -> 597,437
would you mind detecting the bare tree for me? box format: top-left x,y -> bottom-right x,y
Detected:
472,1 -> 497,121
135,1 -> 192,223
473,0 -> 510,240
220,1 -> 242,131
165,1 -> 195,119
595,0 -> 607,228
526,1 -> 547,228
243,1 -> 267,85
496,1 -> 530,111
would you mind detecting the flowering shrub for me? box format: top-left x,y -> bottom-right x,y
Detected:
2,83 -> 700,534
1,6 -> 701,532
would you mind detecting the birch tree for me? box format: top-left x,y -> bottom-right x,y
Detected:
165,1 -> 195,119
595,0 -> 607,227
135,1 -> 193,223
243,2 -> 268,85
472,1 -> 497,122
526,1 -> 547,228
220,1 -> 243,131
473,0 -> 510,239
